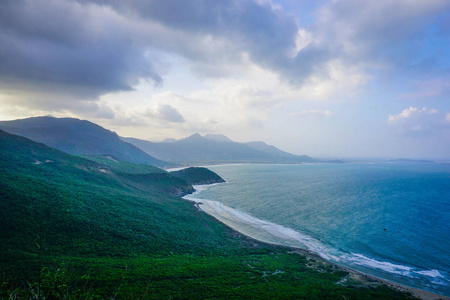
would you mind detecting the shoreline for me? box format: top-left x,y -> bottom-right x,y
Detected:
184,186 -> 449,300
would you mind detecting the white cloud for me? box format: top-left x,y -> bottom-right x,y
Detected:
388,107 -> 448,137
291,28 -> 313,57
388,107 -> 437,122
294,0 -> 450,94
290,110 -> 332,117
296,60 -> 370,100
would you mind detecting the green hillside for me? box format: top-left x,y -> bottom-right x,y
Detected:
0,116 -> 171,168
0,130 -> 413,299
80,155 -> 165,174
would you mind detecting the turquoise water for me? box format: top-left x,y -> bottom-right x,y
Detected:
193,163 -> 450,296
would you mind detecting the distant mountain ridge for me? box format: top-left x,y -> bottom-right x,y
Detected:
0,116 -> 170,168
243,141 -> 312,161
387,158 -> 435,164
123,133 -> 316,164
0,116 -> 315,166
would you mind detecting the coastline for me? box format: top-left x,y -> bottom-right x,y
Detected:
184,184 -> 449,300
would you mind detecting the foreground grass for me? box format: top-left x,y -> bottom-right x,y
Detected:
2,250 -> 413,299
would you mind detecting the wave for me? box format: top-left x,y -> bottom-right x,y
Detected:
415,269 -> 445,279
345,253 -> 450,287
343,253 -> 413,276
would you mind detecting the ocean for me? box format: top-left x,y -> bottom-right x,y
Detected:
185,163 -> 450,296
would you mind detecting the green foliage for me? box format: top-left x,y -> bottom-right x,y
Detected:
116,172 -> 194,196
1,263 -> 101,300
81,155 -> 165,174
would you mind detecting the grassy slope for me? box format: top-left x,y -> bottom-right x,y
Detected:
80,155 -> 165,174
0,130 -> 413,299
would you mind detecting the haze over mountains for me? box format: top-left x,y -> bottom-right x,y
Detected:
0,116 -> 316,166
123,133 -> 315,164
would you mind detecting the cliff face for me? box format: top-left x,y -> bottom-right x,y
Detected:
170,167 -> 226,185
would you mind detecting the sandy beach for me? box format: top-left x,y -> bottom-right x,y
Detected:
184,186 -> 449,300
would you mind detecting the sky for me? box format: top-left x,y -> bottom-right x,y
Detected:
1,0 -> 449,159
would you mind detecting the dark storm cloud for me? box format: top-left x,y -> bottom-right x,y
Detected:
83,0 -> 297,50
0,0 -> 162,100
86,0 -> 299,78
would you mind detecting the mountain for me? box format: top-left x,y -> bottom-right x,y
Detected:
122,133 -> 315,164
388,158 -> 435,164
245,141 -> 314,162
0,116 -> 170,168
203,133 -> 234,143
161,137 -> 177,143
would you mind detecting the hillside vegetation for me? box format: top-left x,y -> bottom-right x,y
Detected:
0,116 -> 170,168
0,130 -> 413,299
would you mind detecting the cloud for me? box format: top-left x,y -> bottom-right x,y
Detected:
120,104 -> 186,125
1,0 -> 449,124
92,0 -> 298,68
151,91 -> 205,105
388,107 -> 437,122
285,0 -> 450,92
312,1 -> 450,59
290,110 -> 332,117
388,107 -> 449,137
227,85 -> 277,109
0,0 -> 163,101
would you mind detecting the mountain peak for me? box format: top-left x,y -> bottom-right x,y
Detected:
183,133 -> 204,141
